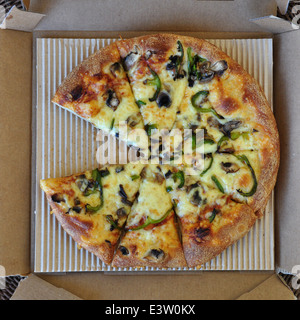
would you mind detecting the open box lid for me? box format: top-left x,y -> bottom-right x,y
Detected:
0,0 -> 299,299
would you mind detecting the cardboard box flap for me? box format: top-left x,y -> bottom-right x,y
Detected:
273,28 -> 300,273
9,272 -> 296,300
0,29 -> 32,276
0,2 -> 44,32
237,274 -> 296,300
28,0 -> 276,32
250,15 -> 299,34
10,274 -> 82,300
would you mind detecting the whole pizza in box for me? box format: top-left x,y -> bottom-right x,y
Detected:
40,34 -> 279,269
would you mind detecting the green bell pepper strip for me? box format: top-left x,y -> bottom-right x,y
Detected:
129,208 -> 173,231
192,134 -> 215,150
230,131 -> 250,140
85,168 -> 110,213
217,135 -> 230,151
145,67 -> 161,102
234,154 -> 258,197
200,154 -> 214,177
166,186 -> 173,193
136,100 -> 146,108
172,170 -> 185,188
110,118 -> 115,130
191,90 -> 224,120
211,175 -> 225,194
106,215 -> 122,231
131,174 -> 140,181
174,40 -> 184,77
145,123 -> 158,136
208,208 -> 219,223
187,47 -> 193,75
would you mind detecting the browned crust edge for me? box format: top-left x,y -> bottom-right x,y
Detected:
51,41 -> 120,106
182,204 -> 257,268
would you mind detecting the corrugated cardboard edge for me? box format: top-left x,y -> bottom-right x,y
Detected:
10,274 -> 82,300
237,274 -> 296,300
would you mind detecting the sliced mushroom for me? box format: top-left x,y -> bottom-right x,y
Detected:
199,61 -> 215,83
156,91 -> 172,108
186,182 -> 199,194
75,175 -> 89,192
71,206 -> 82,214
144,249 -> 165,262
119,184 -> 133,206
51,193 -> 65,203
221,120 -> 242,137
69,85 -> 83,101
190,190 -> 202,206
207,116 -> 221,129
105,89 -> 120,111
119,246 -> 129,255
126,112 -> 142,128
210,60 -> 228,76
220,162 -> 240,173
116,207 -> 127,218
115,165 -> 124,173
145,50 -> 154,60
123,47 -> 141,71
110,62 -> 122,77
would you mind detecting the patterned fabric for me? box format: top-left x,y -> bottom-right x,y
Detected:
0,0 -> 26,24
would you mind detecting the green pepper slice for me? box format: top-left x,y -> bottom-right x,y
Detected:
145,123 -> 158,136
85,168 -> 110,213
145,67 -> 161,102
110,118 -> 115,130
136,100 -> 146,108
234,154 -> 258,197
200,153 -> 214,177
230,131 -> 250,140
131,174 -> 140,181
191,90 -> 223,120
129,208 -> 173,231
172,170 -> 185,188
211,175 -> 225,194
106,215 -> 122,231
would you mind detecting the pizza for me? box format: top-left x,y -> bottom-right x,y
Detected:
40,163 -> 144,265
112,165 -> 186,268
42,34 -> 280,269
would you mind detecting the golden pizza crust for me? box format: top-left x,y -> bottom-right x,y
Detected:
182,203 -> 257,268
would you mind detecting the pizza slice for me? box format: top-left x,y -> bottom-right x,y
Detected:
40,163 -> 144,265
161,165 -> 257,268
173,38 -> 279,154
197,150 -> 273,213
112,164 -> 187,268
116,34 -> 188,131
52,41 -> 148,151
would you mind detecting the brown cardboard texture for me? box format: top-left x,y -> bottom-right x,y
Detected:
0,0 -> 299,300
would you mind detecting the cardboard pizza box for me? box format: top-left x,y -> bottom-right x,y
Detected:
0,0 -> 299,300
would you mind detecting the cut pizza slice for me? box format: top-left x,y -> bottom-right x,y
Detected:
52,41 -> 148,151
160,165 -> 257,268
197,150 -> 273,213
116,34 -> 188,131
112,164 -> 187,268
40,163 -> 144,265
173,37 -> 279,155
